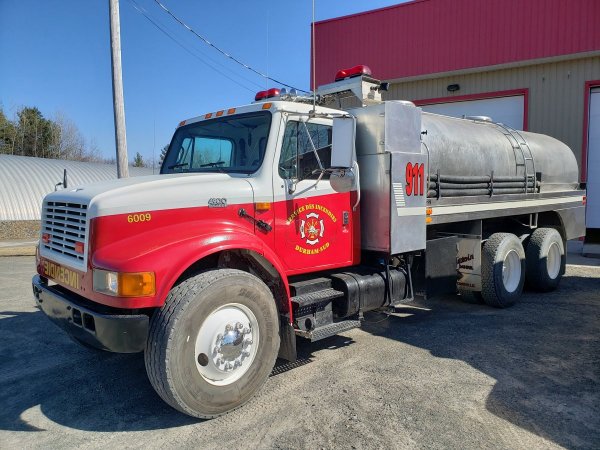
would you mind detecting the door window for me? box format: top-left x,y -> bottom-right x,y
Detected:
278,121 -> 332,180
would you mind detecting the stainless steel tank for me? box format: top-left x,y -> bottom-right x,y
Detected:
421,112 -> 579,194
351,101 -> 582,253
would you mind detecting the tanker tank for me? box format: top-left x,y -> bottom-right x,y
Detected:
421,112 -> 579,198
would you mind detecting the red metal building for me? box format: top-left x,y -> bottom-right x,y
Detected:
313,0 -> 600,249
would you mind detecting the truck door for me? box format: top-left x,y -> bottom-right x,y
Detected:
273,118 -> 357,274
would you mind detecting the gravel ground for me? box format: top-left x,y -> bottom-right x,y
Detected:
0,221 -> 40,240
1,256 -> 598,449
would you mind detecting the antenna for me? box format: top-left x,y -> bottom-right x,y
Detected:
266,7 -> 269,90
312,0 -> 316,112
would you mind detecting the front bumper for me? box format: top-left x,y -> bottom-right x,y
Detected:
32,275 -> 149,353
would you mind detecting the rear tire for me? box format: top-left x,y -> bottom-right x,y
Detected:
145,269 -> 280,418
481,233 -> 525,308
525,228 -> 565,292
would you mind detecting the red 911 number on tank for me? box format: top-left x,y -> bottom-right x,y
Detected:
406,162 -> 425,196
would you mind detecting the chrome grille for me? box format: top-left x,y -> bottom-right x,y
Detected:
42,201 -> 88,263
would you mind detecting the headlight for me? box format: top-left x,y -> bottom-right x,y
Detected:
93,269 -> 155,297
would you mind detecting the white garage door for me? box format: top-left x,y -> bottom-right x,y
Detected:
420,95 -> 525,130
586,87 -> 600,229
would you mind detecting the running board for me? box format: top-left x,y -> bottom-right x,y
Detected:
292,288 -> 344,308
295,319 -> 361,342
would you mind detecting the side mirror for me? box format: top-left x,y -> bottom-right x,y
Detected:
331,117 -> 355,169
330,167 -> 355,193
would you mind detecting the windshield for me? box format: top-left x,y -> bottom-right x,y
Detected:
161,111 -> 272,174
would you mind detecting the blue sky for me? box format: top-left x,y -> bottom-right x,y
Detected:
0,0 -> 403,164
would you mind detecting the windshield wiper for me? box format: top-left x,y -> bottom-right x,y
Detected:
167,163 -> 189,169
200,161 -> 226,167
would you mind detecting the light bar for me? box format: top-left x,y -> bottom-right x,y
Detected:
334,65 -> 372,82
255,88 -> 281,101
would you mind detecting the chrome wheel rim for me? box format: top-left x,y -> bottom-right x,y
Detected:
502,249 -> 521,293
194,303 -> 259,386
547,242 -> 561,279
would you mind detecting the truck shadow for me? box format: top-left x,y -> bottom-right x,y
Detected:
0,309 -> 199,431
0,308 -> 352,433
0,272 -> 596,443
360,273 -> 600,449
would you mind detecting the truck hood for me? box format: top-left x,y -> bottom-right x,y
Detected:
45,173 -> 254,218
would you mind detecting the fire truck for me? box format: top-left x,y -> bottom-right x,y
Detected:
32,65 -> 585,418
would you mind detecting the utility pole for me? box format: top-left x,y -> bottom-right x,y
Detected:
109,0 -> 129,178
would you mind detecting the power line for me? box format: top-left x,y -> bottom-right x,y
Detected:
126,0 -> 262,92
152,0 -> 310,93
128,0 -> 259,91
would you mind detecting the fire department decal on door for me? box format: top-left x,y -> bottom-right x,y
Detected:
300,213 -> 324,245
287,204 -> 337,255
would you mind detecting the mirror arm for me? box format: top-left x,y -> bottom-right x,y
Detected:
301,121 -> 325,173
315,169 -> 326,185
288,178 -> 297,194
352,162 -> 361,211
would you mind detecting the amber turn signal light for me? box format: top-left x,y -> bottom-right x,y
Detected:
255,202 -> 271,211
93,269 -> 155,297
119,272 -> 156,297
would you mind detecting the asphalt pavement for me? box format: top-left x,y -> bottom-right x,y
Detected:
1,255 -> 599,449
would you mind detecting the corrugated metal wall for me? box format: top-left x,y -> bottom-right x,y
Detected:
386,56 -> 600,180
313,0 -> 600,87
0,155 -> 154,220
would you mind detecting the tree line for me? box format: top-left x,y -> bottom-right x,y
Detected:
0,105 -> 150,167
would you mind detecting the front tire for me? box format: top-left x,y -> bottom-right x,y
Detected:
525,228 -> 565,291
481,233 -> 526,308
145,269 -> 280,418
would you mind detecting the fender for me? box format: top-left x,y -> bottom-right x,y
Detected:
91,217 -> 292,315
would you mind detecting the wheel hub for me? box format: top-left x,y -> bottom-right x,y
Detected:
213,322 -> 252,367
502,249 -> 521,293
194,304 -> 259,386
546,241 -> 561,279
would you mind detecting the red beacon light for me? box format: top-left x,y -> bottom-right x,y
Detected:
334,65 -> 372,82
254,88 -> 281,101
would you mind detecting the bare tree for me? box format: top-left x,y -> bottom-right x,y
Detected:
53,112 -> 86,160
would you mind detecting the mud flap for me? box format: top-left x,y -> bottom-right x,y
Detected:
278,319 -> 297,362
414,236 -> 458,298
